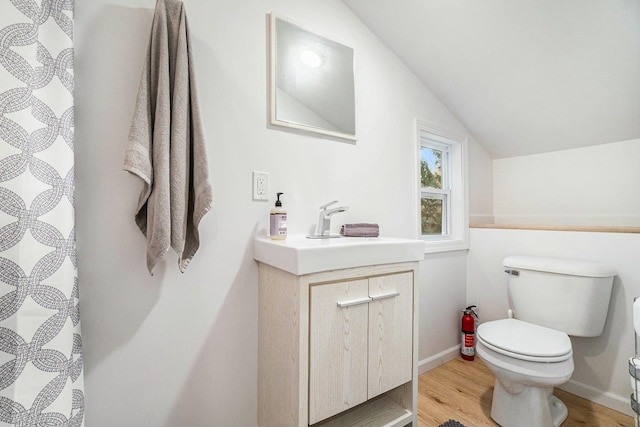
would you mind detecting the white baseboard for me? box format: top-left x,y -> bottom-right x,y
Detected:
558,379 -> 634,417
418,345 -> 460,375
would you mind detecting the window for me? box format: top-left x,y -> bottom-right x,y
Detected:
420,140 -> 450,236
417,121 -> 469,252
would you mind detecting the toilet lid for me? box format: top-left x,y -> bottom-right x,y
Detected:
477,319 -> 572,362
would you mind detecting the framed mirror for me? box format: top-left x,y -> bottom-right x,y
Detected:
269,14 -> 356,141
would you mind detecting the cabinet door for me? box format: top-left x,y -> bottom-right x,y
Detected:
368,272 -> 413,399
309,279 -> 369,424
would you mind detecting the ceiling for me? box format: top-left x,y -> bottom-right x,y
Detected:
343,0 -> 640,158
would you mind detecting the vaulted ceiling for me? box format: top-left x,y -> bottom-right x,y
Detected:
343,0 -> 640,158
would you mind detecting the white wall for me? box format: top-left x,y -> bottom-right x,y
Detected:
468,135 -> 494,224
468,228 -> 640,415
418,250 -> 468,370
493,138 -> 640,226
74,0 -> 492,425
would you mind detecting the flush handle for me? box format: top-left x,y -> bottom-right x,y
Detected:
504,269 -> 520,276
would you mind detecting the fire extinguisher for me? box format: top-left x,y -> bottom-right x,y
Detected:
461,305 -> 478,361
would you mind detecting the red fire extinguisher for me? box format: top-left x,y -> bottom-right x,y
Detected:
461,305 -> 478,361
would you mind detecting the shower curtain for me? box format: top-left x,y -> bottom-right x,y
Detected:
0,0 -> 84,426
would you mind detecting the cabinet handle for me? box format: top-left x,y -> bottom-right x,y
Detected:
336,297 -> 372,308
370,291 -> 400,301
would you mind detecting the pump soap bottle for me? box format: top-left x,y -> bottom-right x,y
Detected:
270,192 -> 287,240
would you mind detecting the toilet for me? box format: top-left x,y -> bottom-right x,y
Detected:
476,256 -> 616,427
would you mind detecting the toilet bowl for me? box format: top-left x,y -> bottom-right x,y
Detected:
476,318 -> 574,427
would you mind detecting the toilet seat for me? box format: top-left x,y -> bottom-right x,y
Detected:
477,319 -> 572,363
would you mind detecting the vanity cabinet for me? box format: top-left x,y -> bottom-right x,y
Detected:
258,262 -> 418,427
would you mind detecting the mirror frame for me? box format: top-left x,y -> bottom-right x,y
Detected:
269,13 -> 357,141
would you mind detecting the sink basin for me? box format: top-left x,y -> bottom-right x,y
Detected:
254,234 -> 425,275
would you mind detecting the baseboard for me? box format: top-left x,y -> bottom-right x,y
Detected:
418,345 -> 460,375
559,379 -> 634,417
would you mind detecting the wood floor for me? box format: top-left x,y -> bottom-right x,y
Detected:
418,357 -> 634,427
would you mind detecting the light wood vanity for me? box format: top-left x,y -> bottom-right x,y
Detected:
255,235 -> 422,427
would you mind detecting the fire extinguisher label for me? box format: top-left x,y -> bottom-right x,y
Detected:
461,332 -> 475,356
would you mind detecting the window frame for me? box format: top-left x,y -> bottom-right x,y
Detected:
416,121 -> 469,253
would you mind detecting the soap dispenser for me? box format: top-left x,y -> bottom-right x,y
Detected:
270,192 -> 287,240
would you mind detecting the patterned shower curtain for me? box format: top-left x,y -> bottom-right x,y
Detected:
0,0 -> 84,426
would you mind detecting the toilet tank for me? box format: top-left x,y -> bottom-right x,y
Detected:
503,256 -> 616,337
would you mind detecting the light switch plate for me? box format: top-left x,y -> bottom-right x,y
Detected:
252,171 -> 269,201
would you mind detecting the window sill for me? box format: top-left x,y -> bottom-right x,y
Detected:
422,238 -> 469,254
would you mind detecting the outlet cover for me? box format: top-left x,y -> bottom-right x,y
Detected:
252,171 -> 269,201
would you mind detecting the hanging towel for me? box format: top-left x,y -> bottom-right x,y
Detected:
124,0 -> 212,275
340,223 -> 380,237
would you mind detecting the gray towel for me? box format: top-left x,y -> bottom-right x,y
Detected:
124,0 -> 212,275
340,223 -> 380,237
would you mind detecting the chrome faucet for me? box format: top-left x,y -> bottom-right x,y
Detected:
307,201 -> 349,239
